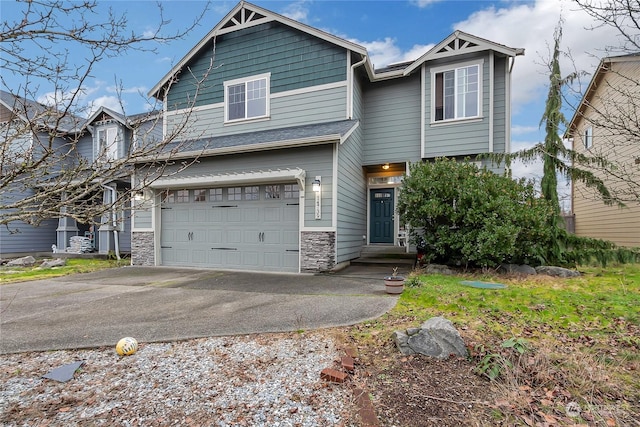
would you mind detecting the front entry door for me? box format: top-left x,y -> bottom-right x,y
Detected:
370,189 -> 394,244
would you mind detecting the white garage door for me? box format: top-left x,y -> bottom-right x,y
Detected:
160,184 -> 300,272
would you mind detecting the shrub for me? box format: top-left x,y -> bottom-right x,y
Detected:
397,158 -> 555,268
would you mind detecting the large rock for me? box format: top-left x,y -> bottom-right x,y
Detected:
535,266 -> 581,278
7,256 -> 36,267
499,264 -> 537,275
393,316 -> 468,359
41,258 -> 67,268
423,264 -> 454,275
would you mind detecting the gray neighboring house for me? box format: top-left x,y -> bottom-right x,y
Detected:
0,91 -> 159,257
130,1 -> 524,273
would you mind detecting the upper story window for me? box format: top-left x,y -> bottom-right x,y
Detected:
96,126 -> 119,162
224,73 -> 270,123
431,61 -> 482,123
584,126 -> 593,149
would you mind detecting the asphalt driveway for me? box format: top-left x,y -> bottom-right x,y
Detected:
0,265 -> 402,354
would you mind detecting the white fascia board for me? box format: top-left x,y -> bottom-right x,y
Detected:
149,168 -> 306,189
340,121 -> 360,144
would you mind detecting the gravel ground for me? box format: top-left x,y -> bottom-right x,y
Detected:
0,332 -> 353,426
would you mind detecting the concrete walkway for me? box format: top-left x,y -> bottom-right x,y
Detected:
0,265 -> 404,354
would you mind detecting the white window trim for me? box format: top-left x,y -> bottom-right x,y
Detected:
95,125 -> 119,162
584,126 -> 593,149
430,59 -> 484,125
223,72 -> 271,124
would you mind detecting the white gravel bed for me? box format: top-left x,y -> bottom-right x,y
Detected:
0,332 -> 353,426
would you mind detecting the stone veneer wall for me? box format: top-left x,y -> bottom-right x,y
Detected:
131,232 -> 155,266
301,231 -> 336,272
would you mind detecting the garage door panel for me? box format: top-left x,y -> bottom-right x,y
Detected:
243,207 -> 260,222
161,184 -> 300,272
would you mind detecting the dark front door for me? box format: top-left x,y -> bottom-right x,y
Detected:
370,189 -> 394,244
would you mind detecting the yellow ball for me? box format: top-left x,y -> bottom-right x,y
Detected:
115,337 -> 138,356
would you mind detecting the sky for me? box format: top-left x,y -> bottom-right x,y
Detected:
1,0 -> 626,208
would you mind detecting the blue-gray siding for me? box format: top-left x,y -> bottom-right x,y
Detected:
166,22 -> 347,110
492,56 -> 507,153
152,145 -> 335,228
363,73 -> 422,165
165,85 -> 347,141
423,53 -> 495,157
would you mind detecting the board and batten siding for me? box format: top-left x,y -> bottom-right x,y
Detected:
145,145 -> 335,229
165,84 -> 347,141
362,73 -> 422,165
423,54 -> 492,158
166,22 -> 348,110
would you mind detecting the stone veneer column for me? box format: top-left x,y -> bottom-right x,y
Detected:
300,231 -> 336,272
131,232 -> 155,266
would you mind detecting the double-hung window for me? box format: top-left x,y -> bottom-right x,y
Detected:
583,126 -> 593,149
96,126 -> 119,162
224,73 -> 270,123
432,61 -> 482,123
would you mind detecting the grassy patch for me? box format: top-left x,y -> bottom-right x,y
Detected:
0,258 -> 125,284
351,263 -> 640,426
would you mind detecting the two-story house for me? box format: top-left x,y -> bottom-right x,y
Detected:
130,1 -> 524,273
567,54 -> 640,248
0,90 -> 158,257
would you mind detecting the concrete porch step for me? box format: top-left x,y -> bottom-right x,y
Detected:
352,245 -> 416,267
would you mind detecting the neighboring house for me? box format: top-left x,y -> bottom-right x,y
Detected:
130,1 -> 524,272
0,90 -> 159,256
566,54 -> 640,248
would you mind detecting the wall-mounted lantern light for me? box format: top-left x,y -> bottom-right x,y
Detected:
133,190 -> 144,201
382,163 -> 390,170
312,176 -> 322,192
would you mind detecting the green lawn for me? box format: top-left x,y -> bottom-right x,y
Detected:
0,258 -> 125,284
352,263 -> 640,425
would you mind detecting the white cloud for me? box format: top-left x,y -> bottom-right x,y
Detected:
87,96 -> 125,116
281,0 -> 311,23
511,124 -> 540,135
411,0 -> 443,7
452,0 -> 620,112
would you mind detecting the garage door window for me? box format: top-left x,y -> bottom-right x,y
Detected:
176,190 -> 190,203
265,185 -> 281,199
244,186 -> 259,200
228,187 -> 242,201
210,188 -> 223,201
194,189 -> 206,202
284,184 -> 299,199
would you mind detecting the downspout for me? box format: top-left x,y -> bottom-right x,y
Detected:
101,183 -> 121,260
349,55 -> 368,119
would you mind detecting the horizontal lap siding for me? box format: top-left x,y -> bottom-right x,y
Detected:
337,75 -> 366,262
157,145 -> 334,229
0,187 -> 57,254
166,85 -> 347,141
572,60 -> 640,247
424,54 -> 491,157
166,22 -> 347,110
363,74 -> 421,165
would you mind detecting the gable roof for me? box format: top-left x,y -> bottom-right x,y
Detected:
149,1 -> 369,99
0,89 -> 84,133
566,53 -> 640,138
402,30 -> 524,76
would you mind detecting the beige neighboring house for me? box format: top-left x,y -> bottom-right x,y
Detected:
566,54 -> 640,248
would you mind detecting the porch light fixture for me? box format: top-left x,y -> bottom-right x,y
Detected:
133,191 -> 144,201
382,163 -> 390,170
312,176 -> 321,192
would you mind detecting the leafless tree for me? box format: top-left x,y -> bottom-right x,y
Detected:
0,0 -> 214,229
567,0 -> 640,204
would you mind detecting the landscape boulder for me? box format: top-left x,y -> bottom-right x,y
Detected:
535,266 -> 581,278
499,264 -> 537,275
422,264 -> 454,275
393,316 -> 468,359
41,258 -> 67,268
7,255 -> 37,267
